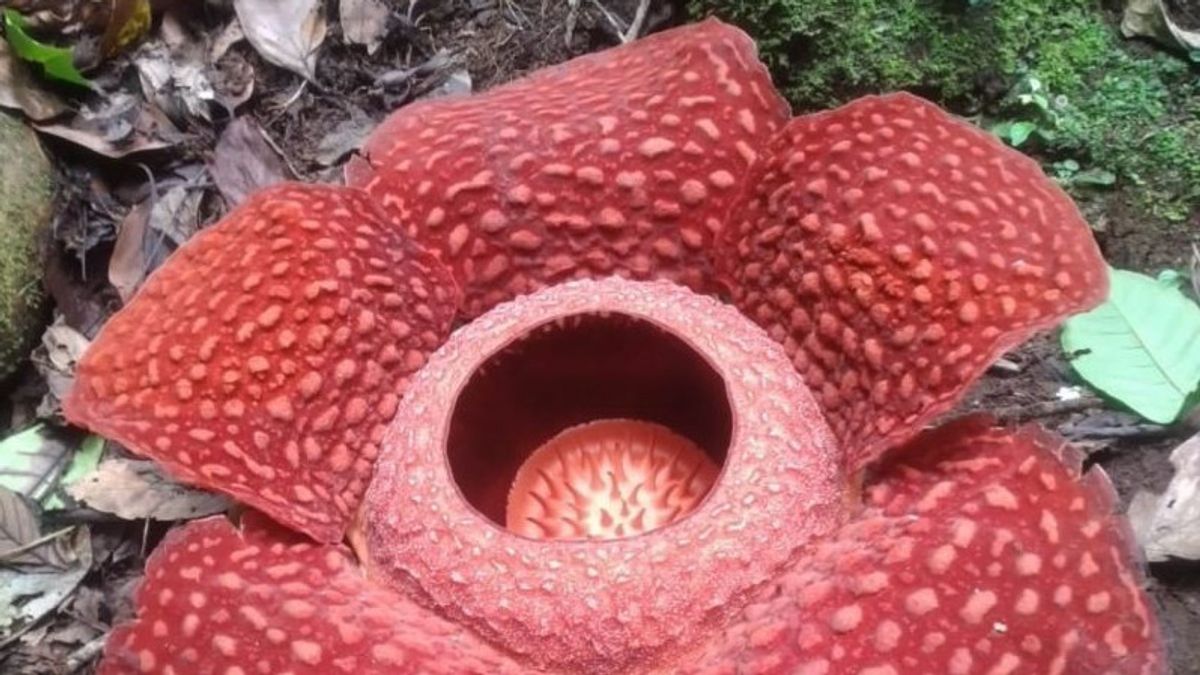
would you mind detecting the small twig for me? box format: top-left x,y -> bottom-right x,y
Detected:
623,0 -> 651,42
0,525 -> 74,563
992,396 -> 1103,423
66,636 -> 107,672
1061,423 -> 1174,440
565,0 -> 582,46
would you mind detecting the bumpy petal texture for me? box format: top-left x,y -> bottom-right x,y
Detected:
719,93 -> 1109,470
673,416 -> 1165,675
359,278 -> 844,674
64,184 -> 461,542
346,19 -> 790,317
99,513 -> 526,674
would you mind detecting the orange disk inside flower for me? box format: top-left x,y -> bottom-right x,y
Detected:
506,419 -> 720,540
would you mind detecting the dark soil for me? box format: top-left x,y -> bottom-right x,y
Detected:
2,0 -> 1196,672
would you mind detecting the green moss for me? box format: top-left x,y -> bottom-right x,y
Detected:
690,0 -> 1200,228
0,112 -> 52,379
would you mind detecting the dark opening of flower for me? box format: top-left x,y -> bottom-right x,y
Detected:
66,19 -> 1165,675
445,310 -> 729,539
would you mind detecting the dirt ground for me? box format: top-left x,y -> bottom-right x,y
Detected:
2,0 -> 1197,672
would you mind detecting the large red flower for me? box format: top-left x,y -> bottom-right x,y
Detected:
66,20 -> 1164,674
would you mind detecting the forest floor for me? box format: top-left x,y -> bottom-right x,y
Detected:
0,0 -> 1197,673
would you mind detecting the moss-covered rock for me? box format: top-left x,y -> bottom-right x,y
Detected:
0,113 -> 52,379
690,0 -> 1200,226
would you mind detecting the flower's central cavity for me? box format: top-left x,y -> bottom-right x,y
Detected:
447,312 -> 732,540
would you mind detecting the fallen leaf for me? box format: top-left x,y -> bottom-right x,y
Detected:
1061,268 -> 1200,423
31,317 -> 91,410
0,41 -> 66,121
1129,430 -> 1200,561
340,0 -> 390,54
107,200 -> 150,303
0,486 -> 73,568
314,107 -> 376,166
3,9 -> 90,88
41,435 -> 104,511
67,459 -> 230,521
234,0 -> 327,81
35,92 -> 184,158
0,426 -> 72,502
210,116 -> 294,207
147,182 -> 203,246
0,526 -> 91,641
99,0 -> 152,58
108,178 -> 205,301
134,40 -> 216,123
1122,0 -> 1200,50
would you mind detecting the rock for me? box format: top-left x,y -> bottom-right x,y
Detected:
0,112 -> 53,379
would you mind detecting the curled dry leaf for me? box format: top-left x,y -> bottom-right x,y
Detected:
1129,430 -> 1200,561
66,459 -> 230,521
233,0 -> 327,81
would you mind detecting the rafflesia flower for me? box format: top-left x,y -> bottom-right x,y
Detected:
66,20 -> 1166,675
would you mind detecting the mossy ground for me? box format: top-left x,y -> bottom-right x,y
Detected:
0,113 -> 52,379
689,0 -> 1200,250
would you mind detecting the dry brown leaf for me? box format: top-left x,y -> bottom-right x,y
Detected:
234,0 -> 327,81
1129,430 -> 1200,561
108,200 -> 150,303
67,459 -> 230,521
34,93 -> 184,158
0,41 -> 67,121
210,117 -> 294,207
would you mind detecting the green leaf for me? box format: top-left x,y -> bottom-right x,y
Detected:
1062,268 -> 1200,423
3,9 -> 90,88
1157,269 -> 1189,290
0,425 -> 71,501
1007,121 -> 1037,147
41,435 -> 104,510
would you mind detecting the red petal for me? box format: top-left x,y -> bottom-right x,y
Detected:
677,417 -> 1166,674
65,184 -> 460,542
360,278 -> 843,673
718,93 -> 1108,469
347,19 -> 789,317
98,513 -> 524,674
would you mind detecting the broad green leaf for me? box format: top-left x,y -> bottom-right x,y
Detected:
3,9 -> 90,88
1062,268 -> 1200,423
